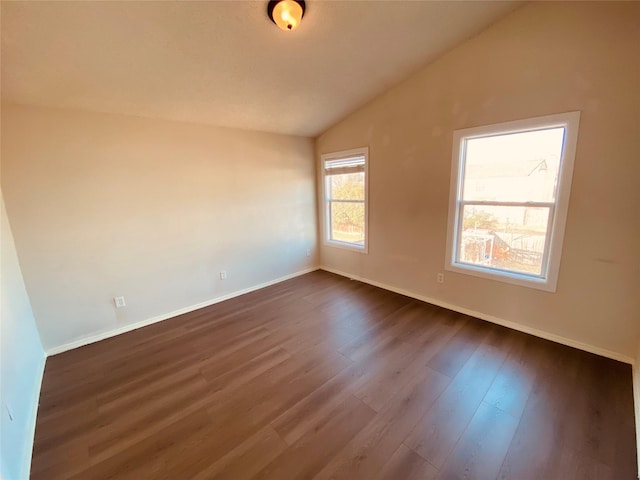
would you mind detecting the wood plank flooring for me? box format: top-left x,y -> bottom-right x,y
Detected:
31,270 -> 638,479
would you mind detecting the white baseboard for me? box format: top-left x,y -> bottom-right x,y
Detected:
46,266 -> 320,356
321,266 -> 635,365
22,351 -> 46,480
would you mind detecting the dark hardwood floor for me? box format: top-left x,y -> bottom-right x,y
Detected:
31,270 -> 638,479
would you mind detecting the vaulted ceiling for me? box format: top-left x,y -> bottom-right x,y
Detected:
1,1 -> 520,137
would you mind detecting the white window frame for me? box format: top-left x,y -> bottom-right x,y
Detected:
321,147 -> 369,253
445,112 -> 580,292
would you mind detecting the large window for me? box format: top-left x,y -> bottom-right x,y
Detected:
321,147 -> 368,252
445,112 -> 580,291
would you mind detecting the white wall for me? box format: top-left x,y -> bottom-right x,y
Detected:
1,104 -> 318,352
316,1 -> 640,361
1,191 -> 46,480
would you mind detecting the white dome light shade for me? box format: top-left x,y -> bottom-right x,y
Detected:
268,0 -> 305,31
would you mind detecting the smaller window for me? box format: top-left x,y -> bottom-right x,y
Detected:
445,112 -> 580,291
321,147 -> 369,253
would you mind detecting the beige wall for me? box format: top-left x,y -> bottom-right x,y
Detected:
1,104 -> 317,351
317,2 -> 640,358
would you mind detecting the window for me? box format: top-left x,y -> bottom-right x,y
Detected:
321,147 -> 368,252
445,112 -> 580,291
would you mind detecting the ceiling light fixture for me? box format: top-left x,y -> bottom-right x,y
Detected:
267,0 -> 305,31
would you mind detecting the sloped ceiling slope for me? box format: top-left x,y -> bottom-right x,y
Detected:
1,1 -> 520,136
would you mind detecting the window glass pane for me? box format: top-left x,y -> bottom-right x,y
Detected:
462,128 -> 565,202
329,201 -> 365,245
328,172 -> 365,201
458,204 -> 550,276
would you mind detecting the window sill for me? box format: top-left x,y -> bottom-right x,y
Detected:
445,262 -> 557,292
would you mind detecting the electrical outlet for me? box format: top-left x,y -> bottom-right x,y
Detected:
306,248 -> 311,257
437,273 -> 445,284
219,270 -> 227,280
114,296 -> 126,308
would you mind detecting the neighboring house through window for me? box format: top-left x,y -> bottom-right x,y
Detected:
445,112 -> 580,291
321,147 -> 369,253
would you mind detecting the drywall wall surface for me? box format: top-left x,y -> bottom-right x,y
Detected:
316,2 -> 640,358
1,190 -> 46,480
1,104 -> 317,351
